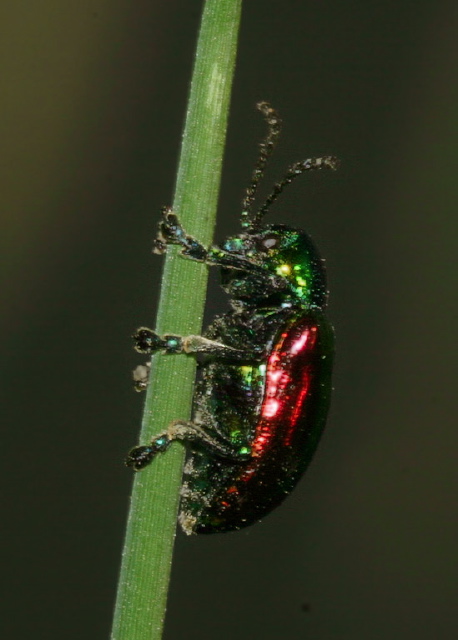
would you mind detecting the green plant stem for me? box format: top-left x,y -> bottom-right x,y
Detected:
111,1 -> 242,638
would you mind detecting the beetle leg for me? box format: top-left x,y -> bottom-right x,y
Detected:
133,327 -> 185,354
152,207 -> 207,260
133,326 -> 262,360
153,207 -> 267,272
126,419 -> 251,471
183,335 -> 261,358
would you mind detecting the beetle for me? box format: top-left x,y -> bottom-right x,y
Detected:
126,102 -> 337,534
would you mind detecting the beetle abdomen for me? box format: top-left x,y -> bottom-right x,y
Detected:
179,311 -> 334,534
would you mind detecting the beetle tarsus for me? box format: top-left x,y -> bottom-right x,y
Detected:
153,207 -> 209,262
126,434 -> 172,470
132,327 -> 167,354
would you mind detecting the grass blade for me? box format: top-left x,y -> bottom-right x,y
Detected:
111,1 -> 242,638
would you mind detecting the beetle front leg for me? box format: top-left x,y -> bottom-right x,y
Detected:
126,420 -> 251,471
152,207 -> 208,261
153,207 -> 266,272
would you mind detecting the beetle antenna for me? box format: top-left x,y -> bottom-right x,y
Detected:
250,156 -> 340,228
240,102 -> 282,229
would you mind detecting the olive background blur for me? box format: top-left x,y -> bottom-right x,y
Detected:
1,1 -> 457,638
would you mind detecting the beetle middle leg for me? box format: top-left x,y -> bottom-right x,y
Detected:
126,419 -> 251,471
133,327 -> 261,360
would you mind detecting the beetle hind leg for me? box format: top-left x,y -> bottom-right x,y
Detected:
126,419 -> 251,471
125,432 -> 172,470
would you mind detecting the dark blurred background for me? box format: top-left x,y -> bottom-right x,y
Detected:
1,1 -> 457,638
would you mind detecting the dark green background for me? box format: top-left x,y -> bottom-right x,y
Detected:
1,1 -> 457,638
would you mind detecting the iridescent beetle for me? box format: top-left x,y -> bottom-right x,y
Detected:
127,102 -> 337,534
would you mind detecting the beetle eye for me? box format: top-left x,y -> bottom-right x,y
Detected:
257,235 -> 279,251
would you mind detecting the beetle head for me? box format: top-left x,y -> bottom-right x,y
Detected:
219,224 -> 327,309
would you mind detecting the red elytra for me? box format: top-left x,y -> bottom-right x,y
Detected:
184,311 -> 334,534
